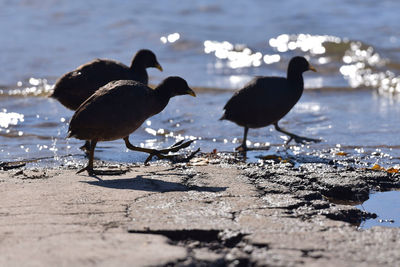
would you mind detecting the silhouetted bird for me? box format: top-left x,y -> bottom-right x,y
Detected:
68,77 -> 196,175
51,49 -> 162,152
220,56 -> 319,151
51,49 -> 163,110
51,49 -> 162,110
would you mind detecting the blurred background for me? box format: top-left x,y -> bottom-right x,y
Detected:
0,0 -> 399,168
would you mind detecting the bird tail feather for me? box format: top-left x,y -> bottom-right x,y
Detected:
67,131 -> 74,138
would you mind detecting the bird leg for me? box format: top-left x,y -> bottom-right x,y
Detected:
123,137 -> 197,164
77,139 -> 128,176
79,141 -> 91,154
77,139 -> 97,175
235,127 -> 249,152
274,123 -> 321,144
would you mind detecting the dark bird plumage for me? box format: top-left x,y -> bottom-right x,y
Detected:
68,77 -> 196,174
51,49 -> 163,110
220,56 -> 319,150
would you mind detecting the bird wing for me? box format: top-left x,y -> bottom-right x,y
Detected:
68,80 -> 153,140
76,59 -> 131,78
52,59 -> 133,108
222,77 -> 296,127
224,77 -> 286,110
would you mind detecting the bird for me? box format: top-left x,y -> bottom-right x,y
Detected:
51,49 -> 162,152
67,77 -> 196,175
51,49 -> 163,110
220,56 -> 320,151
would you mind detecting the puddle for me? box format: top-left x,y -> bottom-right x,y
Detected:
357,191 -> 400,229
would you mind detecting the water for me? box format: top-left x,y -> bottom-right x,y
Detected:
0,0 -> 399,170
358,191 -> 400,229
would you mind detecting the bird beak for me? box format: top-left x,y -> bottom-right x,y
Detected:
155,62 -> 163,71
186,88 -> 196,97
309,65 -> 317,72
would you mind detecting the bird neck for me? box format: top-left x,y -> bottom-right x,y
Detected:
153,85 -> 172,113
130,58 -> 146,71
287,69 -> 304,84
287,71 -> 304,100
130,61 -> 148,83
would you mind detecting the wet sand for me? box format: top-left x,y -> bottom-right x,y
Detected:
1,156 -> 400,266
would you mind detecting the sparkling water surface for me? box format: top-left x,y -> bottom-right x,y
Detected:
0,0 -> 399,227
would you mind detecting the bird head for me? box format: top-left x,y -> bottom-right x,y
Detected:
159,76 -> 196,98
133,49 -> 163,71
289,56 -> 317,73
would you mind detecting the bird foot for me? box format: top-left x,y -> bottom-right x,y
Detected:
144,141 -> 200,164
77,166 -> 128,176
235,144 -> 270,152
79,142 -> 91,154
286,135 -> 321,145
235,144 -> 248,152
124,138 -> 198,164
77,166 -> 93,175
0,161 -> 26,171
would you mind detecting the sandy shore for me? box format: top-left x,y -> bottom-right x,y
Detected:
1,156 -> 400,266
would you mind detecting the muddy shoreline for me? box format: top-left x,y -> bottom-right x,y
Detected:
1,154 -> 400,266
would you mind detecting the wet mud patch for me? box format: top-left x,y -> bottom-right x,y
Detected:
242,161 -> 400,225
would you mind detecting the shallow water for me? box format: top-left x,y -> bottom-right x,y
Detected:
0,4 -> 399,165
357,191 -> 400,229
1,0 -> 400,228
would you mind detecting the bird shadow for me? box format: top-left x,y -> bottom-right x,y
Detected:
82,175 -> 227,193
